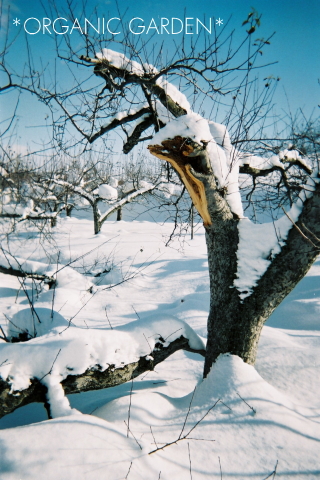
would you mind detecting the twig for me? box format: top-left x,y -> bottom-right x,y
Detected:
54,237 -> 117,275
104,306 -> 113,329
188,442 -> 193,480
281,206 -> 320,250
218,456 -> 222,480
164,328 -> 183,342
140,370 -> 154,381
150,426 -> 158,449
51,251 -> 60,321
3,313 -> 33,340
301,223 -> 320,243
0,247 -> 42,326
143,333 -> 152,353
179,387 -> 197,439
236,392 -> 256,414
263,460 -> 278,479
183,399 -> 220,438
17,277 -> 42,326
125,461 -> 132,479
127,378 -> 134,438
0,325 -> 9,342
132,305 -> 140,319
149,399 -> 219,455
186,438 -> 216,442
219,400 -> 232,411
39,348 -> 62,381
124,420 -> 142,450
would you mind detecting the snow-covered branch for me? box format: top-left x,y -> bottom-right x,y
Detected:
0,206 -> 66,223
0,317 -> 205,419
0,251 -> 56,288
239,150 -> 312,176
99,183 -> 157,225
45,178 -> 96,205
81,51 -> 189,125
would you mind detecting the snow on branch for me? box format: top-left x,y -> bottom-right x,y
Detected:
0,204 -> 66,223
0,316 -> 205,419
148,113 -> 244,220
239,150 -> 312,176
99,182 -> 157,225
45,178 -> 96,205
0,264 -> 56,289
235,174 -> 319,300
81,50 -> 190,120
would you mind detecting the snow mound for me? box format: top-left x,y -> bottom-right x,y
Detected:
152,112 -> 212,146
195,354 -> 293,409
91,353 -> 320,479
0,415 -> 142,480
98,184 -> 118,200
7,307 -> 69,340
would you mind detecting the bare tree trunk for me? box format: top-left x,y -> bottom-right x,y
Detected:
50,204 -> 58,227
92,202 -> 101,234
66,205 -> 73,217
117,207 -> 122,221
203,182 -> 320,376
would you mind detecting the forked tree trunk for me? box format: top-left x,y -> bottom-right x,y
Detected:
149,137 -> 320,377
205,181 -> 320,374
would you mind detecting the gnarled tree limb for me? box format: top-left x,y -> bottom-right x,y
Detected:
0,335 -> 205,419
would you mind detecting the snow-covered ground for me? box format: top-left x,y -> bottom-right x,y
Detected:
0,206 -> 319,479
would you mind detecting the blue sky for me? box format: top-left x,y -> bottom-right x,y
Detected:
1,0 -> 319,155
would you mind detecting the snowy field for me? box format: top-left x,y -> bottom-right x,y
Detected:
0,204 -> 319,479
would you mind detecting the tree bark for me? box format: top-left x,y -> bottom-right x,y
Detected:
192,172 -> 241,376
0,336 -> 205,419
